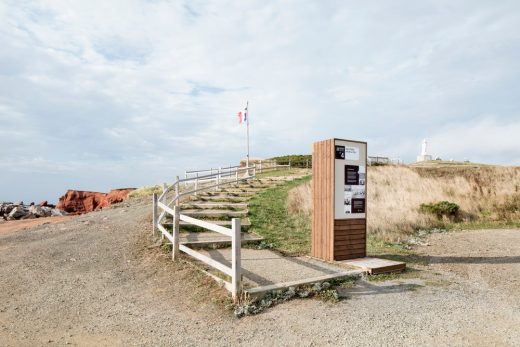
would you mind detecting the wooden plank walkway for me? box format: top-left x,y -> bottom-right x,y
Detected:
339,257 -> 406,274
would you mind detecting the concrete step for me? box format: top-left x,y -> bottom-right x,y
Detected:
190,196 -> 250,203
181,202 -> 248,210
177,218 -> 251,232
198,191 -> 255,197
180,232 -> 263,249
181,209 -> 248,218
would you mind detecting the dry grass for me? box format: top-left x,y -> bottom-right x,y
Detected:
128,185 -> 163,198
288,165 -> 520,242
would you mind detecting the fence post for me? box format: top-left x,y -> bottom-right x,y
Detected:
160,183 -> 167,241
306,159 -> 309,169
253,164 -> 256,177
216,167 -> 221,191
195,173 -> 198,196
152,193 -> 158,236
172,205 -> 180,261
259,160 -> 263,173
289,160 -> 291,169
175,176 -> 180,206
235,167 -> 239,183
231,218 -> 241,301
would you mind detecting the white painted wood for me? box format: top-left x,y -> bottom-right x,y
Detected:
231,218 -> 241,300
158,201 -> 175,216
157,224 -> 175,244
179,214 -> 233,237
179,244 -> 233,277
152,193 -> 158,236
175,177 -> 180,206
172,205 -> 180,261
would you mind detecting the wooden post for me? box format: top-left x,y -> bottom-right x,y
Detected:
195,173 -> 199,196
235,167 -> 239,183
175,176 -> 180,206
152,193 -> 158,236
289,160 -> 291,168
259,160 -> 263,173
231,218 -> 241,301
216,167 -> 221,191
172,205 -> 180,261
306,159 -> 309,169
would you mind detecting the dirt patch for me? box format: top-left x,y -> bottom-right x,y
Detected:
0,216 -> 76,236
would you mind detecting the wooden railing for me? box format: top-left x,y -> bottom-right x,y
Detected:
152,165 -> 256,301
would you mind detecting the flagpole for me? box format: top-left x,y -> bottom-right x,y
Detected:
246,101 -> 250,168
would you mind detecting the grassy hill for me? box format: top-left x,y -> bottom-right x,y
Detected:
287,164 -> 520,243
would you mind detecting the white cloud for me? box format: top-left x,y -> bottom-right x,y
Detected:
1,0 -> 520,202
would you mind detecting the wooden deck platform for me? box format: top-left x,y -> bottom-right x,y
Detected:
340,257 -> 406,275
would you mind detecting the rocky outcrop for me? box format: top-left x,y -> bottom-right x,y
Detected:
0,202 -> 65,221
56,188 -> 135,214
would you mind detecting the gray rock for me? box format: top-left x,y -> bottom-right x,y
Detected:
29,205 -> 48,218
8,206 -> 27,220
51,209 -> 66,217
21,213 -> 37,220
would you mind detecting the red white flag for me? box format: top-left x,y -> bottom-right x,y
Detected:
237,111 -> 243,124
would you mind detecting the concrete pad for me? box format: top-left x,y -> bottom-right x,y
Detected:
196,248 -> 361,288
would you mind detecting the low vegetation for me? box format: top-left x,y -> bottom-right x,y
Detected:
248,176 -> 312,255
286,164 -> 520,242
128,185 -> 162,198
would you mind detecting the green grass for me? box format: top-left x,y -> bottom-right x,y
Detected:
248,175 -> 312,255
255,168 -> 310,178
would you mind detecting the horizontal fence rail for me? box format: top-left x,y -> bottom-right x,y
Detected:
152,164 -> 258,301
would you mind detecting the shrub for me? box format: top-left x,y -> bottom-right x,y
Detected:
419,201 -> 460,219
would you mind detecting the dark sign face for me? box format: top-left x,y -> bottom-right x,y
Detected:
335,145 -> 345,159
351,198 -> 365,213
345,165 -> 359,185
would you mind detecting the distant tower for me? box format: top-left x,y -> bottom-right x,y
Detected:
417,138 -> 433,162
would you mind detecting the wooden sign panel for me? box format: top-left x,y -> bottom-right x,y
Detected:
312,138 -> 367,261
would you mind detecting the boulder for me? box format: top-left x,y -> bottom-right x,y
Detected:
8,206 -> 27,220
105,189 -> 137,205
20,213 -> 37,220
56,188 -> 136,214
38,200 -> 48,207
50,209 -> 66,217
29,205 -> 50,218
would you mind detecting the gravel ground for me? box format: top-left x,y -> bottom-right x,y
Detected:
1,197 -> 519,346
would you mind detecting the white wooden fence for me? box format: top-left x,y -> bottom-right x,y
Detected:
152,162 -> 295,300
152,165 -> 256,300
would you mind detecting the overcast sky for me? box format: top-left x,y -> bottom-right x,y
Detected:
1,0 -> 520,203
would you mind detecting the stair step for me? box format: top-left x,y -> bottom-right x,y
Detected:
181,209 -> 248,218
177,218 -> 250,230
190,196 -> 250,202
181,202 -> 248,209
180,232 -> 263,248
198,191 -> 255,197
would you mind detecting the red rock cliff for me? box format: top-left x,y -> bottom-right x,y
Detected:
56,188 -> 136,214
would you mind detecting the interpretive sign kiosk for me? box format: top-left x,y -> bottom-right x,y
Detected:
312,138 -> 367,261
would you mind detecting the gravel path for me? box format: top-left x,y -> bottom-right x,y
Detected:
1,198 -> 519,346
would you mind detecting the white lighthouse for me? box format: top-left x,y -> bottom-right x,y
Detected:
416,139 -> 433,162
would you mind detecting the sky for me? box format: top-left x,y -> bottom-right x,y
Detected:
1,0 -> 520,203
